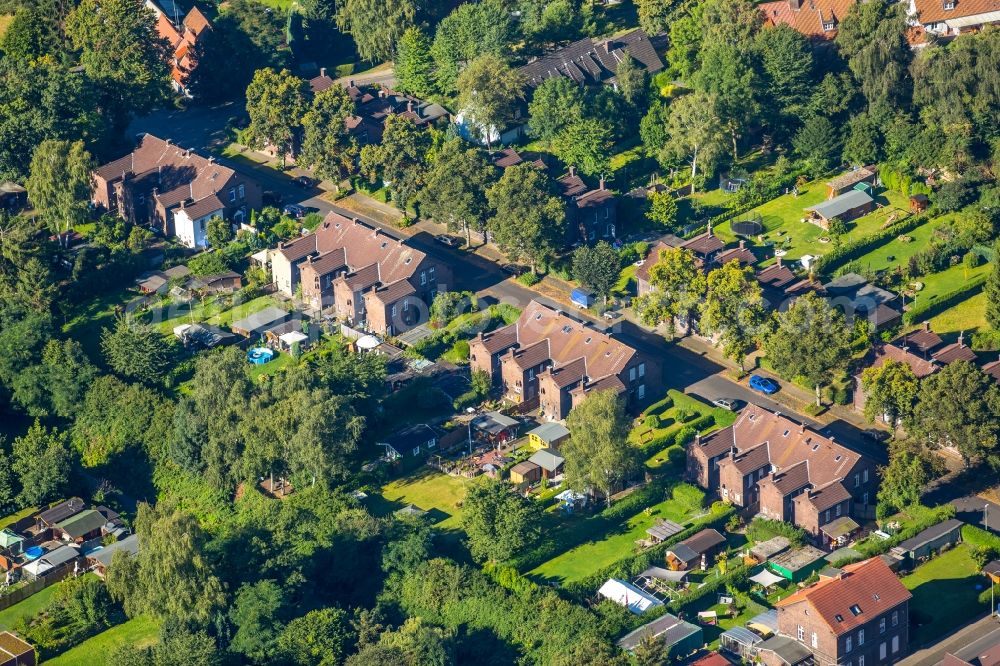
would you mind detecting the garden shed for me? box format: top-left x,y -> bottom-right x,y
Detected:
616,612 -> 702,656
749,536 -> 790,564
805,190 -> 875,229
598,578 -> 663,614
768,546 -> 826,582
527,422 -> 570,449
646,519 -> 685,544
509,461 -> 541,485
893,518 -> 963,562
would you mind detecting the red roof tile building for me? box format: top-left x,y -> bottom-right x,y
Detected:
767,558 -> 911,666
469,301 -> 658,420
907,0 -> 1000,41
758,0 -> 858,39
687,404 -> 877,546
147,1 -> 212,97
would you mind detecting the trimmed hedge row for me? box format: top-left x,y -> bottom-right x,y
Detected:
902,274 -> 988,325
811,213 -> 929,276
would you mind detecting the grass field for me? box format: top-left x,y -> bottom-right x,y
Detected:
370,469 -> 478,529
929,291 -> 987,334
528,491 -> 704,583
903,544 -> 985,646
63,288 -> 138,359
46,616 -> 161,665
0,582 -> 60,631
713,183 -> 910,265
847,217 -> 942,273
912,261 -> 990,310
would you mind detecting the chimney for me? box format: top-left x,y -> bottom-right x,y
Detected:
788,0 -> 803,8
776,255 -> 783,268
707,220 -> 713,236
569,166 -> 576,178
407,100 -> 414,113
739,240 -> 746,249
599,175 -> 606,191
320,67 -> 327,78
208,156 -> 215,164
959,330 -> 965,347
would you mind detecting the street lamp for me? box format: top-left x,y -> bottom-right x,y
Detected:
466,407 -> 477,456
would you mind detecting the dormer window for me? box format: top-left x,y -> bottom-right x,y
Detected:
823,20 -> 835,30
943,0 -> 955,9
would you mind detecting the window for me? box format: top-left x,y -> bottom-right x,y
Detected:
238,184 -> 245,199
797,626 -> 804,642
229,187 -> 236,202
880,618 -> 886,634
426,439 -> 436,449
836,504 -> 842,517
944,0 -> 955,8
835,614 -> 844,623
638,384 -> 645,400
429,266 -> 436,278
850,605 -> 862,616
859,656 -> 865,666
826,510 -> 831,523
846,636 -> 853,652
138,194 -> 145,205
391,304 -> 397,317
892,611 -> 898,627
629,367 -> 636,381
859,629 -> 864,646
528,368 -> 535,380
892,636 -> 899,653
412,446 -> 420,456
880,643 -> 887,659
811,633 -> 818,649
863,468 -> 869,483
639,362 -> 645,378
823,20 -> 835,30
855,473 -> 860,488
420,271 -> 427,286
403,298 -> 410,311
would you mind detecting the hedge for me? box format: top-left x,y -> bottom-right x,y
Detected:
811,214 -> 929,276
830,504 -> 956,567
902,274 -> 988,325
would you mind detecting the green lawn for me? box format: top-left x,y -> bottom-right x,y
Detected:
929,291 -> 987,334
631,390 -> 737,451
903,544 -> 986,647
46,616 -> 161,665
370,469 -> 478,529
713,183 -> 910,265
847,217 -> 943,273
0,506 -> 37,531
528,492 -> 705,584
0,583 -> 60,631
62,288 -> 138,359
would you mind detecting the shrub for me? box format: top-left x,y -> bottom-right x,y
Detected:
517,272 -> 541,287
675,409 -> 694,423
965,251 -> 984,268
972,330 -> 1000,351
674,426 -> 697,447
671,483 -> 706,514
746,517 -> 807,547
644,414 -> 661,429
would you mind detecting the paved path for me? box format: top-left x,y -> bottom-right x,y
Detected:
900,613 -> 999,666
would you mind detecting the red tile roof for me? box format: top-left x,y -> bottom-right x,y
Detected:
864,343 -> 939,379
913,0 -> 1000,25
932,342 -> 977,365
800,480 -> 852,512
716,243 -> 757,266
682,231 -> 724,257
777,557 -> 911,635
898,325 -> 943,354
759,0 -> 857,39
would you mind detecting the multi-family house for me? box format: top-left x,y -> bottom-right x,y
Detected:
92,134 -> 262,248
758,0 -> 858,40
907,0 -> 1000,42
469,301 -> 658,420
557,169 -> 618,244
147,1 -> 212,97
687,404 -> 878,546
765,558 -> 911,666
271,213 -> 451,336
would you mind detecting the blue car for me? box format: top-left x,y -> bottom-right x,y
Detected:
749,374 -> 779,395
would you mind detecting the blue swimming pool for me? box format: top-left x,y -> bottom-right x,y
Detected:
247,347 -> 275,365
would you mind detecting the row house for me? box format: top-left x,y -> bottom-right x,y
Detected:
758,0 -> 858,40
767,558 -> 911,666
687,404 -> 878,547
92,134 -> 262,248
469,301 -> 658,420
270,212 -> 451,336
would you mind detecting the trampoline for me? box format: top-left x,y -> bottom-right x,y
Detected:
247,347 -> 275,365
23,546 -> 43,560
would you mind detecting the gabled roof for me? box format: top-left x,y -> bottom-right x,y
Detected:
797,480 -> 852,512
527,422 -> 570,444
758,0 -> 858,38
56,509 -> 106,539
528,448 -> 565,472
682,231 -> 725,256
913,0 -> 1000,25
897,518 -> 963,552
38,498 -> 85,526
806,190 -> 874,220
87,534 -> 140,567
230,306 -> 289,334
898,325 -> 944,355
862,343 -> 939,379
776,557 -> 912,635
519,29 -> 664,90
826,167 -> 875,191
681,528 -> 727,554
716,242 -> 757,266
932,342 -> 977,365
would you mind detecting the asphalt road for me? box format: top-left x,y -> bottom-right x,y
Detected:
901,613 -> 1000,666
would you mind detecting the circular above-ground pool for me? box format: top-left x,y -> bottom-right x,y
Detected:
247,347 -> 275,365
23,546 -> 43,561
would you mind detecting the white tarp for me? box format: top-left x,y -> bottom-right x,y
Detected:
750,569 -> 786,589
598,578 -> 663,614
279,331 -> 308,346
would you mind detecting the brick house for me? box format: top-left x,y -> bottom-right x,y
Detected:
758,0 -> 858,40
147,1 -> 212,97
556,169 -> 619,244
272,213 -> 451,336
853,343 -> 939,416
92,134 -> 262,248
766,558 -> 911,666
908,0 -> 1000,42
469,300 -> 658,419
687,404 -> 878,545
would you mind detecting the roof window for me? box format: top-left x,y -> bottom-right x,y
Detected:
562,325 -> 572,333
835,614 -> 844,622
835,455 -> 842,462
585,337 -> 592,344
850,604 -> 862,616
783,430 -> 790,437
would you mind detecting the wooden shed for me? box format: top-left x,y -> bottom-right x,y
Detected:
509,461 -> 541,485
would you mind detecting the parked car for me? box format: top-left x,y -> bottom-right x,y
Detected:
263,191 -> 283,206
283,204 -> 306,219
436,234 -> 461,247
748,375 -> 779,395
501,263 -> 526,276
862,428 -> 891,443
294,175 -> 315,188
712,398 -> 738,411
603,310 -> 622,321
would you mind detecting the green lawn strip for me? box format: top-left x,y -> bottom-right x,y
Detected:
0,583 -> 60,631
46,616 -> 161,666
847,216 -> 944,273
613,264 -> 637,298
928,291 -> 987,335
902,544 -> 986,647
910,261 -> 990,311
528,496 -> 700,584
705,598 -> 769,649
374,470 -> 479,529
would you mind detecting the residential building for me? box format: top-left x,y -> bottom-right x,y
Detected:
769,557 -> 911,666
147,1 -> 212,97
469,300 -> 658,420
942,629 -> 1000,666
687,404 -> 878,545
908,0 -> 1000,41
92,134 -> 262,248
853,343 -> 939,415
823,273 -> 903,332
273,213 -> 450,336
518,29 -> 664,92
556,169 -> 617,244
758,0 -> 858,40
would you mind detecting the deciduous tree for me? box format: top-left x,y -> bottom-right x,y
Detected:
876,440 -> 940,519
359,113 -> 432,213
528,76 -> 585,146
300,84 -> 358,182
336,0 -> 415,63
420,140 -> 496,245
860,358 -> 919,425
553,118 -> 613,177
456,55 -> 525,152
564,390 -> 638,506
431,0 -> 515,94
633,246 -> 706,335
658,91 -> 726,192
486,164 -> 566,274
462,479 -> 542,563
646,191 -> 678,228
835,0 -> 911,114
244,68 -> 309,167
395,27 -> 434,97
986,240 -> 1000,329
700,261 -> 767,371
11,420 -> 72,508
572,242 -> 620,304
763,291 -> 852,405
26,139 -> 93,247
277,607 -> 354,666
